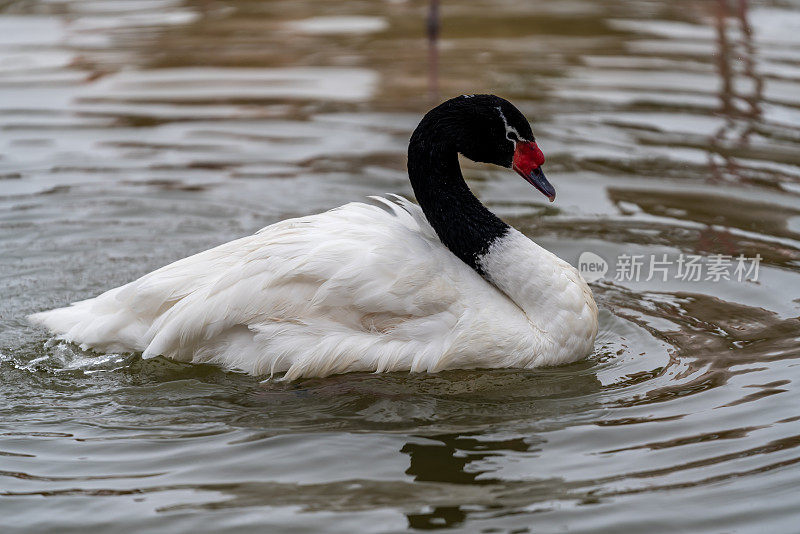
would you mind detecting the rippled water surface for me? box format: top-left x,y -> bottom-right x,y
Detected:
2,0 -> 800,532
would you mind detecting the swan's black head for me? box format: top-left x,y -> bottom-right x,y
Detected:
410,94 -> 555,201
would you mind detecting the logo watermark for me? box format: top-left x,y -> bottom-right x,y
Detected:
577,251 -> 609,283
578,253 -> 761,283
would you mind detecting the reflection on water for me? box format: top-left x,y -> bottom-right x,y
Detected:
707,0 -> 764,184
426,0 -> 440,102
1,0 -> 800,532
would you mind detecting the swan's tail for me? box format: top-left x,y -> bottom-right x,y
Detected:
28,232 -> 259,354
28,285 -> 150,354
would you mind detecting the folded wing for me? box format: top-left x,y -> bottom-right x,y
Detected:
30,197 -> 481,378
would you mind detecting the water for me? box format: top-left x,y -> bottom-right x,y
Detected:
1,0 -> 800,532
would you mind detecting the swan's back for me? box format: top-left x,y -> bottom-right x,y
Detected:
30,197 -> 525,379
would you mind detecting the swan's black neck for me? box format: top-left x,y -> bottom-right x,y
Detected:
407,116 -> 510,274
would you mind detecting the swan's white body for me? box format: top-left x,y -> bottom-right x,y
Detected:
30,196 -> 597,379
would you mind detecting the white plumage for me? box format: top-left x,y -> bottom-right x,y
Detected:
29,196 -> 597,379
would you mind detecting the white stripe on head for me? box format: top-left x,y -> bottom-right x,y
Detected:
496,106 -> 529,143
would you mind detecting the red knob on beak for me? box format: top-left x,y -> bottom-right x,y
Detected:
512,141 -> 555,202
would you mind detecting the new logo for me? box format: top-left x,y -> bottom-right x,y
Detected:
578,251 -> 608,282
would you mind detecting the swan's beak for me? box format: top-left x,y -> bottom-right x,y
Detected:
522,167 -> 556,202
513,141 -> 555,202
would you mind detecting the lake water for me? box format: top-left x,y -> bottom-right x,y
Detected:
1,0 -> 800,532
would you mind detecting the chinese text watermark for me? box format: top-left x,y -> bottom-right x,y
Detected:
578,252 -> 761,283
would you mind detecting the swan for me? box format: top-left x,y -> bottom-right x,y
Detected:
29,95 -> 598,380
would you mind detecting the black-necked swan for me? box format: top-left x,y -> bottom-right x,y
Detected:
30,95 -> 598,380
